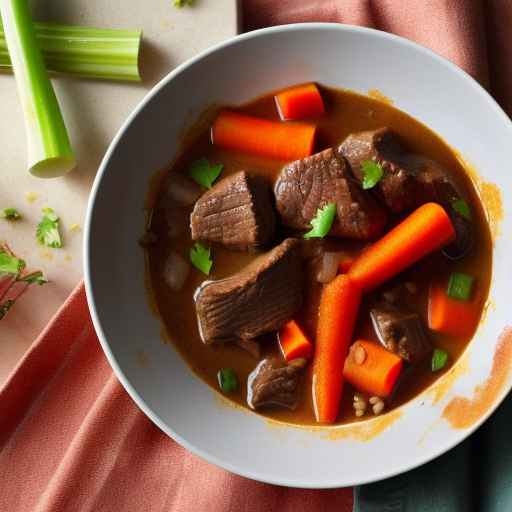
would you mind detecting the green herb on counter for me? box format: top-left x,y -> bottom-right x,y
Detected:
1,208 -> 21,220
36,208 -> 62,248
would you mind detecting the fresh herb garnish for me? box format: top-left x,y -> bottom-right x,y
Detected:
361,160 -> 384,189
174,0 -> 193,6
187,158 -> 223,189
0,251 -> 25,275
217,368 -> 239,393
20,271 -> 47,285
190,242 -> 213,275
1,208 -> 21,220
447,272 -> 474,301
36,208 -> 62,248
451,198 -> 471,221
432,348 -> 449,372
304,203 -> 336,239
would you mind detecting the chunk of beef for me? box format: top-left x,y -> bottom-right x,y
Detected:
370,304 -> 431,364
191,171 -> 276,251
247,358 -> 306,410
274,148 -> 387,239
339,129 -> 451,212
195,238 -> 303,344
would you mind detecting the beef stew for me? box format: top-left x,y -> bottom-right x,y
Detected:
145,84 -> 492,425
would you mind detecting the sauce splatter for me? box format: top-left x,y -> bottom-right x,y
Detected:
428,352 -> 470,404
367,89 -> 393,105
443,327 -> 512,428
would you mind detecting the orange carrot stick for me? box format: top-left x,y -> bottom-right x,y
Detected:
348,203 -> 455,291
428,283 -> 482,338
313,275 -> 362,424
211,110 -> 316,161
343,340 -> 403,398
278,320 -> 313,361
275,83 -> 325,121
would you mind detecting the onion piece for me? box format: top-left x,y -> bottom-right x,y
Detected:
163,252 -> 190,291
316,251 -> 344,284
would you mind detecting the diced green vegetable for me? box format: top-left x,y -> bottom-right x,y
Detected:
0,0 -> 75,177
361,160 -> 384,189
0,21 -> 142,82
447,272 -> 474,301
190,242 -> 212,275
187,158 -> 223,189
36,208 -> 62,248
174,0 -> 194,7
451,198 -> 471,221
304,203 -> 336,239
217,368 -> 239,393
20,271 -> 47,285
0,250 -> 24,275
432,348 -> 449,372
1,207 -> 21,220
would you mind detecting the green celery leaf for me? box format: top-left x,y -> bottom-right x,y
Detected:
451,198 -> 471,221
361,160 -> 384,190
190,242 -> 213,275
432,348 -> 449,372
1,208 -> 22,220
187,158 -> 223,189
36,208 -> 62,248
20,271 -> 47,285
304,203 -> 336,239
0,251 -> 25,275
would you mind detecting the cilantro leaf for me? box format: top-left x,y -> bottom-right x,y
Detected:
174,0 -> 193,6
361,160 -> 384,189
187,158 -> 223,189
0,251 -> 25,275
36,208 -> 62,248
432,348 -> 449,372
451,198 -> 471,221
1,208 -> 21,220
190,242 -> 213,275
304,203 -> 336,239
20,271 -> 47,285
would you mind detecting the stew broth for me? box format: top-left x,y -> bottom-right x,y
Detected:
146,86 -> 492,426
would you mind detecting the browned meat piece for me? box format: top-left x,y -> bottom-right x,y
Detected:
339,128 -> 452,212
274,148 -> 387,240
247,358 -> 306,410
234,338 -> 261,359
195,238 -> 303,344
370,304 -> 432,364
191,171 -> 276,251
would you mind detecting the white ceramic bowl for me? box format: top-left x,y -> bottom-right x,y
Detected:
85,24 -> 512,488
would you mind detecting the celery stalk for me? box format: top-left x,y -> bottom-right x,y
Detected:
0,0 -> 75,177
0,22 -> 142,82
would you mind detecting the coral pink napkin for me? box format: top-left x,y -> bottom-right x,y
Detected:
1,2 -> 511,510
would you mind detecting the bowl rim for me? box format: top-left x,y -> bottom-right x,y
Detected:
84,22 -> 512,488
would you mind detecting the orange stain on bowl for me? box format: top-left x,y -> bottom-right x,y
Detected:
367,89 -> 393,105
428,351 -> 470,404
443,327 -> 512,429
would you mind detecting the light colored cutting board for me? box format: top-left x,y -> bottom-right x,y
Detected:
0,0 -> 238,384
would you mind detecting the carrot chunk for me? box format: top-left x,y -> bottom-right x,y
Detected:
343,340 -> 403,398
313,275 -> 362,424
428,283 -> 482,338
348,203 -> 455,291
211,110 -> 316,161
275,83 -> 325,121
278,320 -> 313,361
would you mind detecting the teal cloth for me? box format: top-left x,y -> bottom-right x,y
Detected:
354,396 -> 512,511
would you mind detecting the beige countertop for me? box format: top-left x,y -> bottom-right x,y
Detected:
0,0 -> 238,386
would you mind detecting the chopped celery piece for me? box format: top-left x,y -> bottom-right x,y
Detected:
0,0 -> 75,177
0,21 -> 142,82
